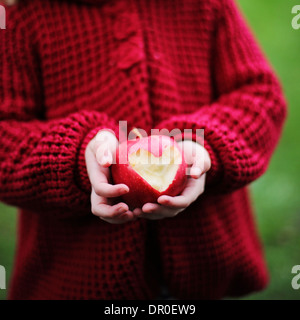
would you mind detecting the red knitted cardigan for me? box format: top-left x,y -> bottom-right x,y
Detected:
0,0 -> 286,300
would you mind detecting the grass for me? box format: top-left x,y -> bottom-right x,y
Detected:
0,0 -> 300,300
0,203 -> 17,300
236,0 -> 300,299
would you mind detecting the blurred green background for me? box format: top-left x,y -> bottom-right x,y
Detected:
0,0 -> 300,300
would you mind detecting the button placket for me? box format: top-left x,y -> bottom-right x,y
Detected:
116,35 -> 145,70
109,1 -> 144,71
113,12 -> 137,40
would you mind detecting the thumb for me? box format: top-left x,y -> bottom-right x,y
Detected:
190,162 -> 202,179
189,147 -> 211,179
95,142 -> 113,167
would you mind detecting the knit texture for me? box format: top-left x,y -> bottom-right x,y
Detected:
0,0 -> 286,299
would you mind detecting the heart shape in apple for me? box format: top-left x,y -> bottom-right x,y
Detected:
111,133 -> 187,208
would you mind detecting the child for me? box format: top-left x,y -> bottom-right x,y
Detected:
0,0 -> 286,299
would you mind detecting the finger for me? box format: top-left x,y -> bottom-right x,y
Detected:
91,189 -> 129,218
85,146 -> 110,184
96,144 -> 113,167
181,174 -> 205,200
93,182 -> 129,198
142,203 -> 182,215
133,208 -> 143,217
86,148 -> 129,197
180,142 -> 211,179
158,175 -> 206,208
89,167 -> 129,199
190,148 -> 211,178
189,156 -> 204,179
141,203 -> 182,218
92,131 -> 118,167
100,211 -> 137,224
190,164 -> 202,179
92,202 -> 129,218
157,194 -> 190,209
142,203 -> 161,213
138,209 -> 183,220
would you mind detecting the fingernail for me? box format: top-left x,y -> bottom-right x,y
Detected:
191,167 -> 202,177
120,186 -> 129,193
158,196 -> 168,204
100,155 -> 111,166
99,156 -> 107,165
117,207 -> 127,214
143,208 -> 154,213
135,209 -> 142,215
119,213 -> 128,218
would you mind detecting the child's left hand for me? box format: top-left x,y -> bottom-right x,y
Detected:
135,140 -> 211,220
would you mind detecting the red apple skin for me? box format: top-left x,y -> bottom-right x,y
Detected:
111,136 -> 187,209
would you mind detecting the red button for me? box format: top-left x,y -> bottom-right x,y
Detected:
114,13 -> 137,40
116,36 -> 145,70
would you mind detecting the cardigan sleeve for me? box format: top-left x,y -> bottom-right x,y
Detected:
154,0 -> 287,193
0,24 -> 119,218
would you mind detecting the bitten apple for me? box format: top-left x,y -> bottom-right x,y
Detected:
111,132 -> 187,208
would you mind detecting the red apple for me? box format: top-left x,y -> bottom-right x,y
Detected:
111,132 -> 187,209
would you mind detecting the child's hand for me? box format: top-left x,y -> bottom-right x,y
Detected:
85,130 -> 137,224
135,140 -> 211,220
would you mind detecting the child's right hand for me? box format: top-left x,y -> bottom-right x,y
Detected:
85,130 -> 137,224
